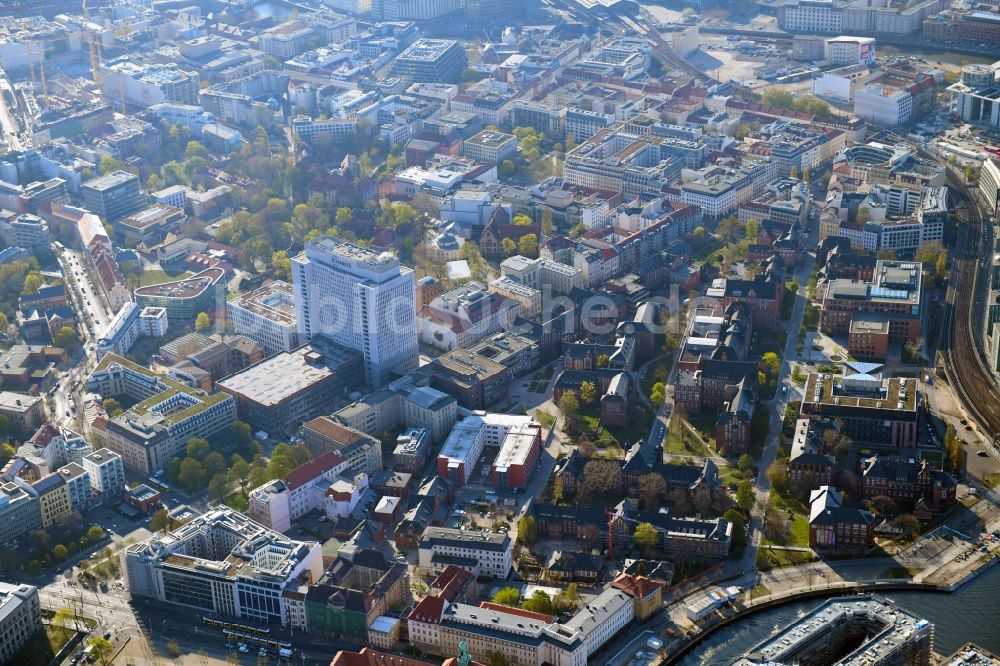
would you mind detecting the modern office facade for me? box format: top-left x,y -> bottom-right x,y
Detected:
81,170 -> 147,224
124,508 -> 322,625
292,239 -> 418,389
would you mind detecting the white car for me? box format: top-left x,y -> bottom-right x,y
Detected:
238,644 -> 249,653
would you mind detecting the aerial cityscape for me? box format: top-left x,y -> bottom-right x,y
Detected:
0,0 -> 999,665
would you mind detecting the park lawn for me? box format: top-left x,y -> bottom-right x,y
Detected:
691,236 -> 724,264
685,412 -> 718,442
138,268 -> 192,286
663,425 -> 713,458
717,464 -> 744,491
756,547 -> 817,571
764,488 -> 811,548
576,405 -> 654,448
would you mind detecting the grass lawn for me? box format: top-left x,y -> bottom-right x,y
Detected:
573,405 -> 654,449
640,354 -> 673,401
685,412 -> 717,442
718,464 -> 745,491
663,425 -> 713,457
763,488 -> 810,548
756,547 -> 817,571
691,237 -> 724,264
138,268 -> 192,286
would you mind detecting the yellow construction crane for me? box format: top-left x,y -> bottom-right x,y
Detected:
82,0 -> 102,88
37,43 -> 48,106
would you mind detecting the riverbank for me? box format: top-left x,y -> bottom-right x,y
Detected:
660,554 -> 1000,664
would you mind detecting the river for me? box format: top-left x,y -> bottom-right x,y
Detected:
252,0 -> 294,21
682,565 -> 1000,663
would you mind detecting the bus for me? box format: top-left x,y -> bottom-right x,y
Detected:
147,477 -> 172,493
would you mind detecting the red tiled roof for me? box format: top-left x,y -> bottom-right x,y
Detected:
409,595 -> 446,624
283,450 -> 344,491
478,601 -> 554,623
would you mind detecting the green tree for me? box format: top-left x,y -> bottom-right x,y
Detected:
102,398 -> 124,418
335,207 -> 353,227
579,381 -> 596,405
736,480 -> 755,513
146,173 -> 163,192
208,473 -> 229,503
492,587 -> 520,606
149,508 -> 170,534
540,207 -> 553,237
513,215 -> 533,226
633,522 -> 659,556
558,391 -> 579,421
186,437 -> 210,461
596,353 -> 609,368
522,590 -> 554,614
935,252 -> 948,279
490,652 -> 509,666
98,155 -> 123,175
517,515 -> 538,545
761,352 -> 781,379
877,249 -> 897,260
518,233 -> 538,257
53,607 -> 75,638
580,460 -> 623,502
52,326 -> 78,349
745,218 -> 759,243
738,454 -> 753,472
650,382 -> 666,406
723,508 -> 747,549
202,452 -> 227,478
21,272 -> 42,296
498,160 -> 516,178
178,458 -> 206,493
185,140 -> 209,159
86,525 -> 104,542
89,637 -> 114,666
501,237 -> 517,256
638,473 -> 667,510
53,544 -> 68,560
165,456 -> 182,484
229,455 -> 251,496
271,250 -> 291,281
0,312 -> 8,332
194,311 -> 211,333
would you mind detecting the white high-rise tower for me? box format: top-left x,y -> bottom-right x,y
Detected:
292,239 -> 418,389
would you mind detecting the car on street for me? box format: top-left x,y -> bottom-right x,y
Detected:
238,644 -> 249,653
978,451 -> 989,457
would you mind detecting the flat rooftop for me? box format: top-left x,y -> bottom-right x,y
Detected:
134,267 -> 225,299
228,280 -> 296,327
216,340 -> 361,406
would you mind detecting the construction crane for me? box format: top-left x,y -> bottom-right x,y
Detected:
82,0 -> 103,88
36,43 -> 48,106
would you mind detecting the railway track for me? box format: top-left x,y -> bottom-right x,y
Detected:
941,168 -> 1000,442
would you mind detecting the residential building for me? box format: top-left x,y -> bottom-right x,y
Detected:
86,355 -> 236,474
56,463 -> 92,513
247,450 -> 350,531
293,239 -> 418,390
226,280 -> 300,355
258,20 -> 315,59
808,485 -> 874,549
81,448 -> 126,496
417,527 -> 512,578
0,392 -> 44,435
216,339 -> 364,435
0,583 -> 41,665
0,213 -> 49,250
0,481 -> 41,545
80,170 -> 146,224
854,84 -> 914,125
124,508 -> 323,625
462,130 -> 517,164
32,473 -> 71,527
301,417 -> 383,476
392,427 -> 431,473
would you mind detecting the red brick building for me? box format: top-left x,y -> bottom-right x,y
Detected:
808,486 -> 874,550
